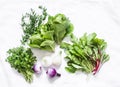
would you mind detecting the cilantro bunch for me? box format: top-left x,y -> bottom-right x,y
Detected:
60,33 -> 110,74
6,46 -> 36,83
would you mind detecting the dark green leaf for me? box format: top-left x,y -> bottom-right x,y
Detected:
61,33 -> 110,74
65,66 -> 76,73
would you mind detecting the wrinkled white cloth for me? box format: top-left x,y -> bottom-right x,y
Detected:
0,0 -> 120,87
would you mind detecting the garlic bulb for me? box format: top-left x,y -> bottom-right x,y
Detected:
52,51 -> 62,66
41,56 -> 52,67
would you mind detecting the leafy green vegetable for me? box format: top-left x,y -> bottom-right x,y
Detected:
21,6 -> 47,44
21,6 -> 73,52
29,31 -> 55,52
29,13 -> 73,51
45,14 -> 74,44
60,33 -> 110,74
6,46 -> 36,83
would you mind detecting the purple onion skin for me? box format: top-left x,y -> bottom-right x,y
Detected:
46,68 -> 61,78
33,64 -> 42,74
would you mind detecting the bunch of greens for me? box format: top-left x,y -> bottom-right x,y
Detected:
6,46 -> 36,83
60,33 -> 109,74
21,6 -> 47,44
29,14 -> 73,51
21,6 -> 73,52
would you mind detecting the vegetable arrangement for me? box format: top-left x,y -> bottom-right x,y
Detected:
6,46 -> 61,83
6,46 -> 36,83
6,6 -> 65,83
6,5 -> 110,83
60,33 -> 110,74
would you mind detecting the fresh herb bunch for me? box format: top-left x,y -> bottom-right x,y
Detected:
21,6 -> 47,44
60,33 -> 110,74
6,46 -> 36,83
29,14 -> 73,51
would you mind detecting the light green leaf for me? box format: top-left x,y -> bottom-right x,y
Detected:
40,40 -> 55,52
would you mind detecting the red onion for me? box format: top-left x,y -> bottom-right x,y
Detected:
33,63 -> 42,74
46,67 -> 61,78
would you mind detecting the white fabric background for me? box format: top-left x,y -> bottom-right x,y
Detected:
0,0 -> 120,87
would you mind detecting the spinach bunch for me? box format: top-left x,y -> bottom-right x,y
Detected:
6,46 -> 36,83
60,33 -> 109,74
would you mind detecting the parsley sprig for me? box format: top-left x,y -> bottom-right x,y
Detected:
6,46 -> 36,83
